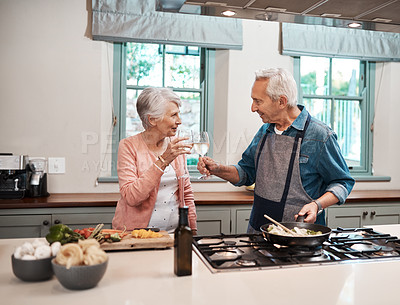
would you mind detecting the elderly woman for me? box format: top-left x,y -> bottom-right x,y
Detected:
112,87 -> 197,234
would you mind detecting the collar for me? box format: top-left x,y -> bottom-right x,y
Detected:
266,105 -> 309,133
290,105 -> 308,131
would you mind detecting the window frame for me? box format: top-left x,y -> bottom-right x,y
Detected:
293,57 -> 375,176
109,43 -> 215,178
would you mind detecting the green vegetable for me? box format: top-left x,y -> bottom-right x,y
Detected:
306,229 -> 322,235
110,233 -> 122,242
46,224 -> 83,245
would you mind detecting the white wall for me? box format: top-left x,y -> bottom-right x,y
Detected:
0,0 -> 399,194
0,0 -> 116,193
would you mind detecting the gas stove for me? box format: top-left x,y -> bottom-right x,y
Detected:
193,227 -> 400,273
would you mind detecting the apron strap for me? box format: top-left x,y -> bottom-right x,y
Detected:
281,114 -> 311,203
255,132 -> 268,170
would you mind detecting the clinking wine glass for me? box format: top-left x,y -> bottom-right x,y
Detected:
177,130 -> 193,198
191,131 -> 211,180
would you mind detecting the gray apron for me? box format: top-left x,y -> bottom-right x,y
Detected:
249,114 -> 312,232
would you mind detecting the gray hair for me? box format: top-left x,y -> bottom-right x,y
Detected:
255,68 -> 298,107
136,87 -> 182,130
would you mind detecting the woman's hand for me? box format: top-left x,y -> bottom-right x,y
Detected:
161,137 -> 193,165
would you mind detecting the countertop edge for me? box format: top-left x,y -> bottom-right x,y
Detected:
0,190 -> 400,209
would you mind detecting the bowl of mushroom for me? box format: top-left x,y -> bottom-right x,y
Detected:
51,239 -> 108,290
12,239 -> 61,282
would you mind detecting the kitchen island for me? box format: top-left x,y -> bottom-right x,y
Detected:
1,224 -> 400,305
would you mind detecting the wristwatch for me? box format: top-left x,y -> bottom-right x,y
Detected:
313,199 -> 324,215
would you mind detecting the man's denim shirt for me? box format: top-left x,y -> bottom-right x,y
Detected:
234,105 -> 355,209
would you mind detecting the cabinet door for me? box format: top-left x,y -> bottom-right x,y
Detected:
362,206 -> 400,226
196,209 -> 231,235
326,205 -> 400,229
0,214 -> 51,238
326,207 -> 365,228
235,209 -> 252,234
49,213 -> 114,235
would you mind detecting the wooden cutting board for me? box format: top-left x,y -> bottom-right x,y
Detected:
100,231 -> 174,251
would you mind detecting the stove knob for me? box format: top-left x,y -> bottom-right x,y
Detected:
362,211 -> 368,216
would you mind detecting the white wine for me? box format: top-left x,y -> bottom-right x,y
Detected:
192,142 -> 209,156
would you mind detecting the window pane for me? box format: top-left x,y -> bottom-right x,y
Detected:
165,50 -> 200,89
333,100 -> 361,166
332,59 -> 360,96
302,98 -> 331,127
300,56 -> 329,95
126,43 -> 163,87
179,92 -> 201,166
125,89 -> 144,137
178,92 -> 201,132
125,89 -> 201,139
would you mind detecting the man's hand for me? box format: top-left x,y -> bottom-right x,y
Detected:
197,156 -> 219,176
295,202 -> 319,223
197,157 -> 240,184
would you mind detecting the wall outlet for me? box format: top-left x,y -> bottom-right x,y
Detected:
48,157 -> 66,174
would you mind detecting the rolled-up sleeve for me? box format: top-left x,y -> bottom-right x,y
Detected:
317,133 -> 355,204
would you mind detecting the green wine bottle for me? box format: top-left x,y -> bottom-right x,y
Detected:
174,207 -> 192,276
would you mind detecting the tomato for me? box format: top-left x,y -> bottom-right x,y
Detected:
84,231 -> 91,238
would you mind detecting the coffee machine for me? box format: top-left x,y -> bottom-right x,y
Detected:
27,158 -> 49,198
0,154 -> 50,199
0,154 -> 30,199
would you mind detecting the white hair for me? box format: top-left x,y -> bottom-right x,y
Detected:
136,87 -> 182,130
255,68 -> 298,107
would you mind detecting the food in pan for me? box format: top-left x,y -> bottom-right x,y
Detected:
266,224 -> 322,237
131,229 -> 162,238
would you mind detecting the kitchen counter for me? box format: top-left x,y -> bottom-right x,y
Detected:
1,189 -> 400,209
1,224 -> 400,305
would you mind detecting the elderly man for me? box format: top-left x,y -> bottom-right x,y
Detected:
198,68 -> 355,232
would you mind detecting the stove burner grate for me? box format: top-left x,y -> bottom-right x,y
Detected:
193,229 -> 400,273
235,259 -> 257,267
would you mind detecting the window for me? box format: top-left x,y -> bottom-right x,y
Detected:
294,56 -> 374,175
111,42 -> 215,177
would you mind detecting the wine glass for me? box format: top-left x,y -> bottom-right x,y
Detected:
177,130 -> 194,154
191,131 -> 211,180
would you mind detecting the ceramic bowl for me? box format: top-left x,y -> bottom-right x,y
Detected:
51,259 -> 108,290
11,255 -> 54,282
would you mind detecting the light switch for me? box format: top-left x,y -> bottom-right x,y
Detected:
48,157 -> 66,174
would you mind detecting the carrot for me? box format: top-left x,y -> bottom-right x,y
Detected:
101,229 -> 123,233
101,228 -> 128,238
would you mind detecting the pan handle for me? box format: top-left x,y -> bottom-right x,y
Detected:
296,215 -> 306,223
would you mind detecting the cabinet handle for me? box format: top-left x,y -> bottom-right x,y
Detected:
43,220 -> 49,226
371,211 -> 376,216
54,219 -> 61,224
362,211 -> 368,216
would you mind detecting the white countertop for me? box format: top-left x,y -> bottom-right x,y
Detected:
1,225 -> 400,305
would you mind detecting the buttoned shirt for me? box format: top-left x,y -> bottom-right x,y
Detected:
233,105 -> 355,224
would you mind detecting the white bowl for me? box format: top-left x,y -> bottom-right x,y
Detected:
51,259 -> 108,290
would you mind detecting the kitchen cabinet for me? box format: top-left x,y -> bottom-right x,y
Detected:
326,204 -> 400,228
234,208 -> 252,234
195,206 -> 231,235
0,214 -> 51,238
195,205 -> 252,235
0,207 -> 115,239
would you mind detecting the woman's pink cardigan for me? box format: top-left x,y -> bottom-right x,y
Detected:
112,134 -> 197,230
